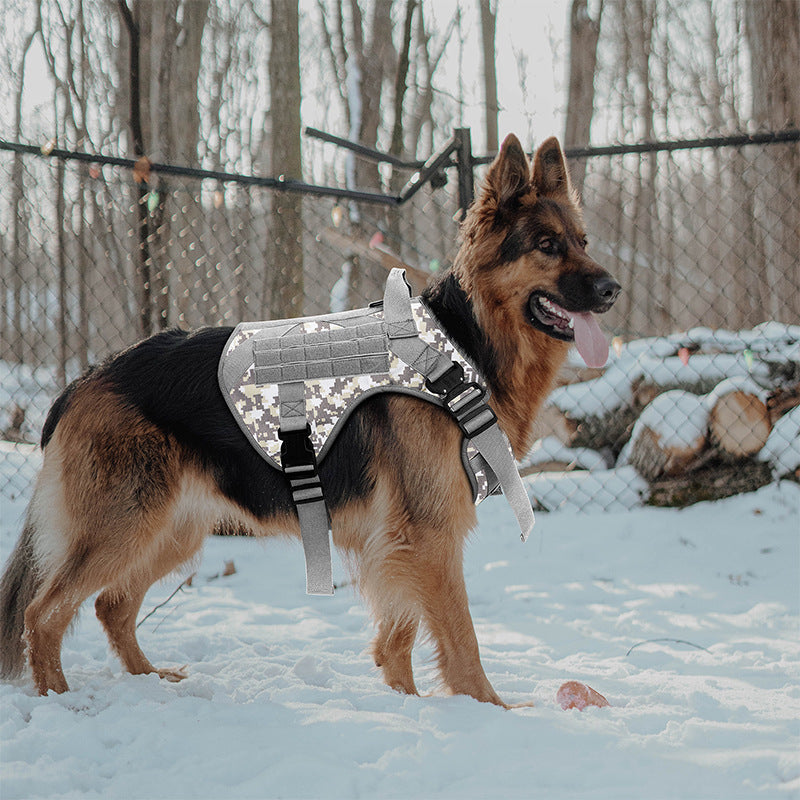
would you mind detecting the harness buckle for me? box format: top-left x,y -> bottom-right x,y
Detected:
444,381 -> 498,438
278,424 -> 317,473
425,362 -> 465,395
278,425 -> 325,505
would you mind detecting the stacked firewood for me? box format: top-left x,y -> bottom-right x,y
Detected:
527,325 -> 800,507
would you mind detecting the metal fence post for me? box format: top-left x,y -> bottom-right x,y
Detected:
454,127 -> 475,218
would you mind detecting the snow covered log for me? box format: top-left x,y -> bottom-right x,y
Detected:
622,390 -> 709,481
706,377 -> 772,459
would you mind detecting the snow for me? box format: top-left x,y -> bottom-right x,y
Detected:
525,466 -> 650,513
2,443 -> 798,799
518,436 -> 609,473
548,358 -> 635,418
627,390 -> 709,451
758,406 -> 800,478
704,375 -> 771,407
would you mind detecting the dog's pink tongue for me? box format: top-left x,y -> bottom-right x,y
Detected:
572,312 -> 609,368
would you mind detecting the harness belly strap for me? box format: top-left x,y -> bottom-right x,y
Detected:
277,381 -> 333,595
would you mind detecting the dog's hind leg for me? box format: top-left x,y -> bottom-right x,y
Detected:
23,563 -> 92,695
96,476 -> 214,683
95,574 -> 188,683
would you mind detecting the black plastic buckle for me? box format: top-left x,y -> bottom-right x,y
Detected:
278,425 -> 326,505
425,362 -> 465,396
278,424 -> 318,476
424,362 -> 497,438
444,381 -> 497,438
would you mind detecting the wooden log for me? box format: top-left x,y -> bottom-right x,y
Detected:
625,390 -> 708,481
648,460 -> 773,507
319,226 -> 430,293
533,403 -> 579,446
767,383 -> 800,423
708,388 -> 771,458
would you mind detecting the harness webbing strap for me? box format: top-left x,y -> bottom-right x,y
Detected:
277,381 -> 334,595
383,269 -> 535,542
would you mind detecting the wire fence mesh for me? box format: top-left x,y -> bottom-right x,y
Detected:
1,130 -> 798,509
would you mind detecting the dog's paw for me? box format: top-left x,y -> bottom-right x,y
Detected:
157,665 -> 188,683
506,699 -> 535,709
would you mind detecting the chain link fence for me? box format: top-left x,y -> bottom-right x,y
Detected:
1,129 -> 798,509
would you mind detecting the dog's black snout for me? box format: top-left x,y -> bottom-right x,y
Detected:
593,276 -> 621,306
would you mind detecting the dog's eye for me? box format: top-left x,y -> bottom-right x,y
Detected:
579,237 -> 588,250
537,238 -> 557,255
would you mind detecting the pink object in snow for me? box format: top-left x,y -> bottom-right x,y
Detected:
557,681 -> 610,711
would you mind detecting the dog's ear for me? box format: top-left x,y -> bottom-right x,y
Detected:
484,133 -> 531,207
531,137 -> 573,200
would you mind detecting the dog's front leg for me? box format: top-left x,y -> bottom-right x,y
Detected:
372,615 -> 420,696
413,534 -> 506,707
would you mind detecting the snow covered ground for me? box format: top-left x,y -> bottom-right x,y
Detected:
1,442 -> 798,799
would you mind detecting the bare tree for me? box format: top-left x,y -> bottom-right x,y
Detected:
267,0 -> 304,318
478,0 -> 498,153
745,0 -> 800,322
344,0 -> 396,303
564,0 -> 603,195
116,0 -> 210,332
6,3 -> 42,365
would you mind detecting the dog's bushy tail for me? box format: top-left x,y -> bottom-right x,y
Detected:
0,518 -> 42,680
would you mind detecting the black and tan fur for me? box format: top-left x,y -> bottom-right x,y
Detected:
0,135 -> 619,705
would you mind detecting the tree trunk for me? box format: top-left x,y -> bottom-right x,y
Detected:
117,0 -> 209,332
268,0 -> 304,319
55,157 -> 68,388
118,0 -> 154,338
478,0 -> 498,153
346,0 -> 395,305
150,0 -> 179,330
7,4 -> 42,364
387,0 -> 416,257
76,0 -> 91,368
631,0 -> 658,333
564,0 -> 603,196
745,0 -> 800,323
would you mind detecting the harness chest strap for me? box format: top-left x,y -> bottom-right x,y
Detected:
277,380 -> 334,595
382,269 -> 536,543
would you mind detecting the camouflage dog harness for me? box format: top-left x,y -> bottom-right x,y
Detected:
219,269 -> 535,595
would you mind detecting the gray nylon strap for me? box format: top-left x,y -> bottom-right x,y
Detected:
278,380 -> 309,433
296,503 -> 334,595
277,382 -> 334,595
470,427 -> 535,542
383,268 -> 535,542
383,270 -> 454,385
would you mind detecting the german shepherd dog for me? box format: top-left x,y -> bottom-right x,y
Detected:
0,135 -> 619,705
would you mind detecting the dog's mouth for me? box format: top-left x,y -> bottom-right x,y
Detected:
526,292 -> 610,368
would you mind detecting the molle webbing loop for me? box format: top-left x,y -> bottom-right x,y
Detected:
383,268 -> 535,542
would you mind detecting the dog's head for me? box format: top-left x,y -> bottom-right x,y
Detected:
456,134 -> 620,369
